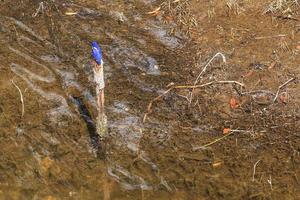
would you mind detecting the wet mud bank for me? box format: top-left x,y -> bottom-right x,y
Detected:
0,0 -> 300,199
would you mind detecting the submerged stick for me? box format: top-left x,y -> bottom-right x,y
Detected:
11,80 -> 24,118
143,80 -> 244,123
273,77 -> 297,102
193,131 -> 234,150
143,87 -> 173,123
192,129 -> 248,151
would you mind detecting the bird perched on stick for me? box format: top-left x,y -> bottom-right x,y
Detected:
91,41 -> 105,115
91,41 -> 107,138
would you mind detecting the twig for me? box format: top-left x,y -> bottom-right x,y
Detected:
175,80 -> 245,89
190,52 -> 226,103
143,80 -> 244,123
241,90 -> 274,95
193,132 -> 234,151
252,160 -> 261,182
273,77 -> 297,102
32,2 -> 44,17
11,80 -> 24,118
194,53 -> 227,85
267,175 -> 273,190
192,129 -> 246,151
143,87 -> 173,123
254,34 -> 286,40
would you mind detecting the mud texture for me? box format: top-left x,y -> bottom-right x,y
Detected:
0,0 -> 299,199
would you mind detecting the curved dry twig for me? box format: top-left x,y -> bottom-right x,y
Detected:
273,77 -> 297,102
189,52 -> 227,103
143,87 -> 173,123
11,79 -> 25,118
143,80 -> 245,123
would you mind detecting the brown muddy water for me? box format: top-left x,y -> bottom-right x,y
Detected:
0,0 -> 300,199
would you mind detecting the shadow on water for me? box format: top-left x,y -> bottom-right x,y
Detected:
72,96 -> 106,158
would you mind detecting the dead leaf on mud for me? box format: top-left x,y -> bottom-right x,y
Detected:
223,128 -> 231,135
279,92 -> 288,104
268,61 -> 276,70
243,70 -> 254,78
166,15 -> 173,21
230,97 -> 239,109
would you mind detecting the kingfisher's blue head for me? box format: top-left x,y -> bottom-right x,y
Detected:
91,41 -> 103,65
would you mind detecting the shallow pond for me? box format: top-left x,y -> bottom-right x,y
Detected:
0,0 -> 299,199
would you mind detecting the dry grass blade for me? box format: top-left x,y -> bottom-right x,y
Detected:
143,87 -> 174,123
192,129 -> 248,151
175,80 -> 245,89
143,80 -> 244,123
147,7 -> 161,15
11,79 -> 24,118
65,12 -> 78,16
194,53 -> 227,86
252,160 -> 261,182
189,52 -> 226,103
32,2 -> 44,17
254,34 -> 286,40
273,77 -> 297,102
193,131 -> 234,151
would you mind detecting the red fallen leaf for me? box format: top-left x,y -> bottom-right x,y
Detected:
165,15 -> 173,22
279,93 -> 288,104
268,62 -> 276,70
243,70 -> 253,78
223,128 -> 231,135
230,97 -> 239,109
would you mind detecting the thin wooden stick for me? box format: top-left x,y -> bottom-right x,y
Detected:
252,160 -> 261,182
143,87 -> 173,123
194,53 -> 227,86
32,2 -> 44,17
192,129 -> 247,151
143,80 -> 244,123
189,52 -> 226,103
254,34 -> 286,40
11,80 -> 24,118
175,80 -> 245,89
193,132 -> 234,151
273,77 -> 297,102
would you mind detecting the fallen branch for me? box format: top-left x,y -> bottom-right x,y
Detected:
273,77 -> 297,102
11,80 -> 24,118
143,80 -> 245,123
